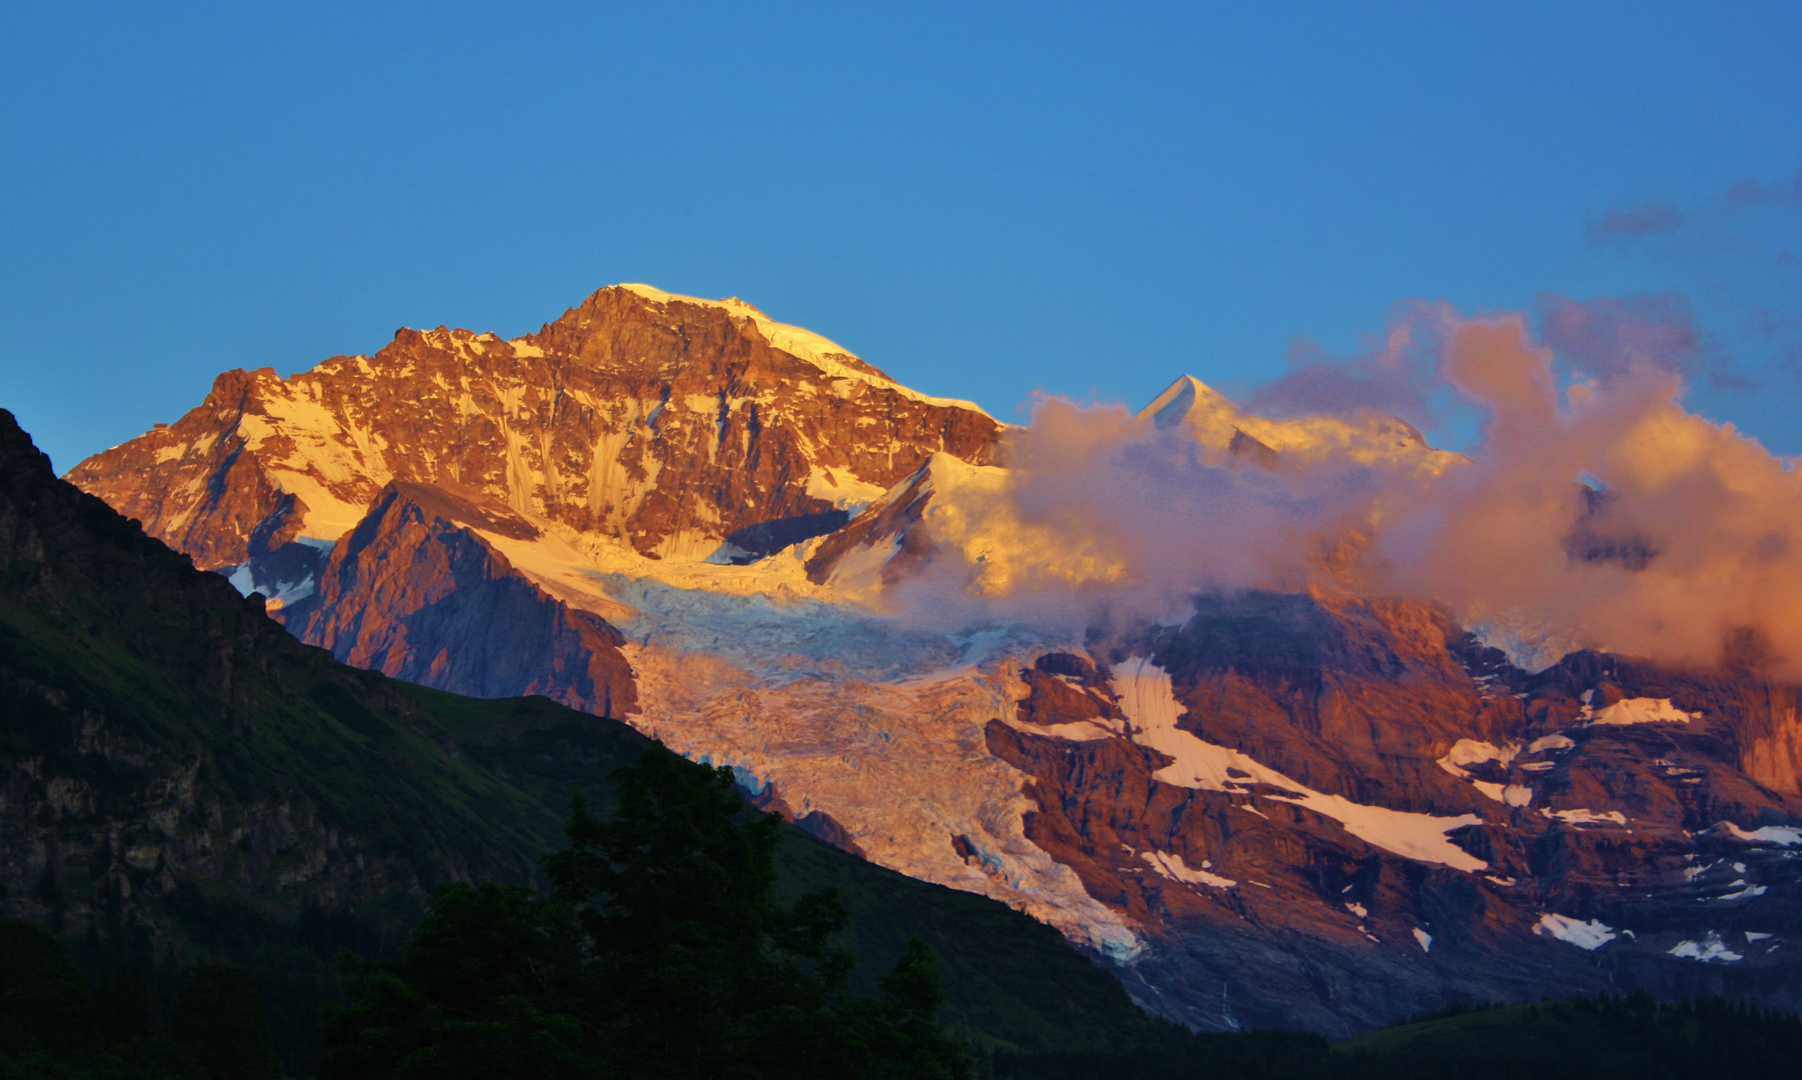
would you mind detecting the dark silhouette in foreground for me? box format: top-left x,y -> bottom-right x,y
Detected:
0,919 -> 276,1079
318,743 -> 973,1079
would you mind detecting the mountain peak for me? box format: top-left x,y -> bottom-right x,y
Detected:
65,285 -> 1005,568
1139,373 -> 1458,473
1140,374 -> 1239,432
594,284 -> 993,417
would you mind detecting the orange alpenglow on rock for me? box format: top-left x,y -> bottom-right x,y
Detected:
65,287 -> 1802,1036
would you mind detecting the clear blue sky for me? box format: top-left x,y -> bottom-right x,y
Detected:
4,1 -> 1800,470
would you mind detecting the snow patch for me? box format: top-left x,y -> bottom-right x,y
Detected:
1141,850 -> 1237,889
1715,883 -> 1768,901
1669,932 -> 1742,962
1035,720 -> 1121,742
224,562 -> 318,607
1712,822 -> 1802,847
1435,740 -> 1533,804
1542,808 -> 1628,827
1413,928 -> 1433,953
1437,739 -> 1518,778
1534,913 -> 1617,950
1528,734 -> 1575,753
1471,781 -> 1533,806
803,468 -> 887,516
1585,697 -> 1697,727
1109,658 -> 1486,872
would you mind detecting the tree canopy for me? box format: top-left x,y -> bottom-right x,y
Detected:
319,742 -> 973,1079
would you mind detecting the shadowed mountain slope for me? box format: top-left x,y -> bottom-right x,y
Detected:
0,409 -> 1163,1072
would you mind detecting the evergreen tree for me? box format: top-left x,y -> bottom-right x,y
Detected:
317,883 -> 605,1079
91,964 -> 152,1047
0,920 -> 92,1057
0,920 -> 188,1078
869,937 -> 972,1078
320,741 -> 972,1079
544,743 -> 862,1078
168,962 -> 280,1080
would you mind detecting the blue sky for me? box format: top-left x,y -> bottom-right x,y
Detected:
3,1 -> 1799,470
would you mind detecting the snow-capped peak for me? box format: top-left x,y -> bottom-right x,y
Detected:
1138,373 -> 1461,474
616,284 -> 992,417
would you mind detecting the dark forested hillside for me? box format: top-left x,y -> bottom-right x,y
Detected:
0,409 -> 1158,1073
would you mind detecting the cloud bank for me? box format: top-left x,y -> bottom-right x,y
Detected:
895,303 -> 1802,678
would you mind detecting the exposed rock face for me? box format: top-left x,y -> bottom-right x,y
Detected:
66,284 -> 1003,573
63,287 -> 1802,1036
805,461 -> 937,585
286,482 -> 636,717
990,600 -> 1802,1032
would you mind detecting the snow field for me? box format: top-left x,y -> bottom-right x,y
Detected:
1108,658 -> 1487,872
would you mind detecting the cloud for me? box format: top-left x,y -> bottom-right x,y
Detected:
1536,292 -> 1753,390
1585,168 -> 1802,393
1374,313 -> 1802,677
896,303 -> 1802,678
1589,201 -> 1685,241
1243,302 -> 1453,426
1722,167 -> 1802,210
1589,168 -> 1802,245
1538,293 -> 1700,379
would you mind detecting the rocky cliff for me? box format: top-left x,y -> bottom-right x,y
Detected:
63,286 -> 1802,1036
991,598 -> 1802,1032
0,406 -> 577,1061
284,480 -> 636,717
66,284 -> 1002,579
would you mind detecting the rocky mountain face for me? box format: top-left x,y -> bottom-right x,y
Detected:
65,286 -> 1802,1036
993,598 -> 1802,1033
284,480 -> 636,717
67,284 -> 1001,577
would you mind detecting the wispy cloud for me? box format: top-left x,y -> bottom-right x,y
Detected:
1723,169 -> 1802,210
1585,167 -> 1802,392
1588,201 -> 1685,241
1536,292 -> 1751,390
1589,167 -> 1802,246
1243,301 -> 1454,426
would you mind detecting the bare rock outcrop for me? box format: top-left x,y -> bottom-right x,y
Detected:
287,481 -> 636,717
67,285 -> 1003,569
